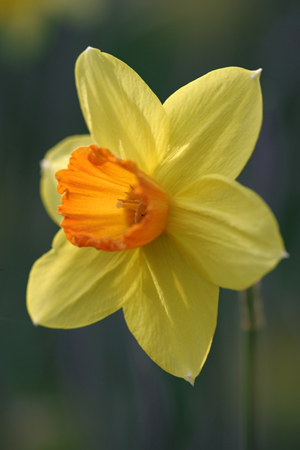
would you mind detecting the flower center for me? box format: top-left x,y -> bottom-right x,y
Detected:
55,145 -> 170,252
116,185 -> 147,224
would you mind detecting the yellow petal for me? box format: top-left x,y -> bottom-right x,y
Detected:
27,229 -> 139,328
154,67 -> 262,194
40,135 -> 93,224
168,174 -> 286,290
75,47 -> 169,174
123,235 -> 219,382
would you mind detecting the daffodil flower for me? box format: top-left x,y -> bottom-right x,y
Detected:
27,48 -> 286,384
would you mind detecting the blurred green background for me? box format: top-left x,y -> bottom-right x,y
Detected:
0,0 -> 299,449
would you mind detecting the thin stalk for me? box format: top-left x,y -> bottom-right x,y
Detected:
239,282 -> 265,450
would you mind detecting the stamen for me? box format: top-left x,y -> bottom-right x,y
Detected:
116,185 -> 148,224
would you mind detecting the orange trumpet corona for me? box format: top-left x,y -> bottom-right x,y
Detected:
55,145 -> 170,251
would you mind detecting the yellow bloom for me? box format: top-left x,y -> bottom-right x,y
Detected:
27,48 -> 286,383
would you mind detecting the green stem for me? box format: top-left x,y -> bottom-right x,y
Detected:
239,283 -> 265,450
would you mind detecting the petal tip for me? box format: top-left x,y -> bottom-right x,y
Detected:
40,159 -> 51,170
82,46 -> 98,59
251,68 -> 263,79
283,251 -> 290,259
186,374 -> 195,386
85,46 -> 100,55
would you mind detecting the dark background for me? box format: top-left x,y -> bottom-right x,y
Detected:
0,0 -> 299,449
